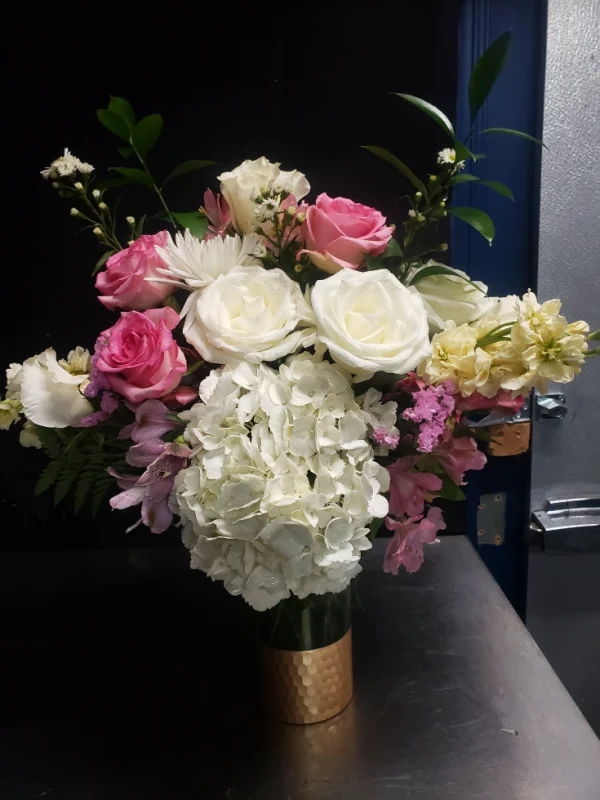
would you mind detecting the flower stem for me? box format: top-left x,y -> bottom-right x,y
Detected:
130,142 -> 178,230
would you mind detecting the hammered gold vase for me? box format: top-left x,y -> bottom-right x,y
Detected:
261,629 -> 354,725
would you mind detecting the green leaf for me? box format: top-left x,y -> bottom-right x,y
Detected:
451,174 -> 480,184
408,262 -> 485,292
73,471 -> 95,514
450,206 -> 495,245
368,518 -> 384,541
91,474 -> 115,517
364,254 -> 381,271
117,146 -> 134,159
454,142 -> 477,162
135,215 -> 146,238
35,460 -> 61,496
585,348 -> 600,358
381,238 -> 403,259
110,167 -> 154,190
468,31 -> 511,122
438,475 -> 466,502
392,93 -> 454,138
163,159 -> 218,186
172,211 -> 208,239
451,174 -> 514,200
480,127 -> 547,149
54,459 -> 83,506
409,264 -> 464,284
108,97 -> 135,131
96,109 -> 130,141
92,250 -> 115,276
480,180 -> 514,201
131,114 -> 163,158
96,177 -> 135,191
362,146 -> 428,197
34,427 -> 62,459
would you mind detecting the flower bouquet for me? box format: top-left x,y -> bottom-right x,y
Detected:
3,33 -> 596,724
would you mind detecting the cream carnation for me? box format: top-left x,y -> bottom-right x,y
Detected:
174,353 -> 396,611
311,268 -> 430,379
182,266 -> 316,366
218,157 -> 310,235
409,261 -> 491,332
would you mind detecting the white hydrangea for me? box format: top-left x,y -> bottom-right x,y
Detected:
174,352 -> 397,611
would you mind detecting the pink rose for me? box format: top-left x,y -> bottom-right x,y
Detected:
95,307 -> 186,404
384,507 -> 446,575
95,231 -> 174,311
299,193 -> 393,273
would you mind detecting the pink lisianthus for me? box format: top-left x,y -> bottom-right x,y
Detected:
298,193 -> 393,273
95,231 -> 175,311
119,399 -> 179,443
202,189 -> 231,240
431,432 -> 486,485
94,307 -> 186,404
108,440 -> 191,534
387,457 -> 442,518
384,507 -> 446,575
454,390 -> 526,415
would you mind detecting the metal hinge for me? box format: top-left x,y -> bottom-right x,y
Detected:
529,495 -> 600,554
465,391 -> 567,429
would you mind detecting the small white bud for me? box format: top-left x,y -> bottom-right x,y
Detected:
408,209 -> 417,218
98,202 -> 108,210
70,208 -> 80,217
74,181 -> 84,191
416,213 -> 426,223
93,227 -> 103,237
51,181 -> 60,189
415,191 -> 422,199
126,216 -> 135,225
439,200 -> 446,208
92,189 -> 101,200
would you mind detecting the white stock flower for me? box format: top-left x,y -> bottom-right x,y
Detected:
41,148 -> 94,179
19,348 -> 93,428
409,261 -> 491,332
19,420 -> 42,448
183,265 -> 316,366
175,353 -> 395,611
418,321 -> 493,396
218,157 -> 310,234
311,268 -> 430,379
0,397 -> 21,430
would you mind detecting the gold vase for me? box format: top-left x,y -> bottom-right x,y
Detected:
262,628 -> 354,724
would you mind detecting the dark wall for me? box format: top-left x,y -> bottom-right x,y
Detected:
2,2 -> 462,549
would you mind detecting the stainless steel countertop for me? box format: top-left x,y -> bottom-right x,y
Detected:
1,536 -> 599,799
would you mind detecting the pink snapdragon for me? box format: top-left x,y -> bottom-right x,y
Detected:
384,507 -> 446,574
387,457 -> 442,518
108,440 -> 190,534
202,189 -> 231,240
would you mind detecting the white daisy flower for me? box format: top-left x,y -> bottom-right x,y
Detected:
41,148 -> 94,180
437,147 -> 457,165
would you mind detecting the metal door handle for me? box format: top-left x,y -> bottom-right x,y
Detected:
529,496 -> 600,554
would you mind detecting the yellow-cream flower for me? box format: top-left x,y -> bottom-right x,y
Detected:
418,321 -> 493,396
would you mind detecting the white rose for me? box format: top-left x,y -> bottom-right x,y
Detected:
409,261 -> 490,332
311,268 -> 431,378
183,266 -> 316,366
19,348 -> 93,428
218,157 -> 310,235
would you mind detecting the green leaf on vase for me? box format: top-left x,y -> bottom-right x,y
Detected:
172,211 -> 209,239
131,114 -> 163,158
163,159 -> 218,186
480,127 -> 547,149
450,206 -> 495,245
362,146 -> 428,197
96,109 -> 130,141
107,96 -> 135,131
468,31 -> 511,122
110,167 -> 154,189
392,93 -> 455,138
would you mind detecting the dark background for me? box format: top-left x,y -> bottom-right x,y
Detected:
2,1 -> 463,550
